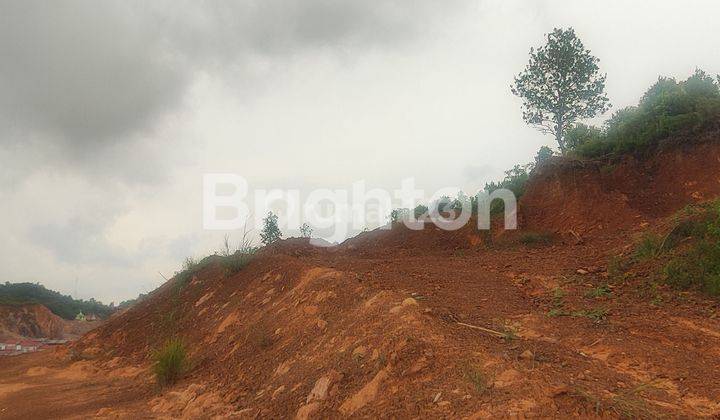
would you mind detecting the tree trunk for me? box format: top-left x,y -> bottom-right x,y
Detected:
555,116 -> 565,153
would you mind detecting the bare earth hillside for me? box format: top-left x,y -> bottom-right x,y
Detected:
1,139 -> 720,418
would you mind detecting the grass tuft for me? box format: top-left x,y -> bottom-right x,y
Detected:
152,339 -> 188,387
461,362 -> 489,394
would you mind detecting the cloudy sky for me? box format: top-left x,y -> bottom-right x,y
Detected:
1,0 -> 719,303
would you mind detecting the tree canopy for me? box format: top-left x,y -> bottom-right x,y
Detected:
260,211 -> 282,245
512,27 -> 610,153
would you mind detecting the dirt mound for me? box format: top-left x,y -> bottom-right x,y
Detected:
0,304 -> 98,341
521,132 -> 720,235
73,255 -> 499,417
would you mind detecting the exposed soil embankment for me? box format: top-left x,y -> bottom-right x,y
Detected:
521,133 -> 720,235
0,304 -> 99,341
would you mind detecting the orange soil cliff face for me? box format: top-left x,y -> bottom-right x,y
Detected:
0,304 -> 99,341
521,131 -> 720,235
0,304 -> 66,340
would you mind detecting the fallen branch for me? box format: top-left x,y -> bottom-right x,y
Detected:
456,321 -> 507,338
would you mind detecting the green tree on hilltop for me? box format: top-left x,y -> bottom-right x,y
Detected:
512,27 -> 611,153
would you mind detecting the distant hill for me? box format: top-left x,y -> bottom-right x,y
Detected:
0,282 -> 114,320
0,303 -> 99,341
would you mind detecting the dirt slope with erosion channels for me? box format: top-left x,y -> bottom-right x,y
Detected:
1,136 -> 720,418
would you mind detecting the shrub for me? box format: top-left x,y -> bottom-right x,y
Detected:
299,223 -> 313,238
260,211 -> 282,245
633,233 -> 662,260
413,204 -> 428,219
661,200 -> 720,296
565,123 -> 603,151
389,208 -> 410,224
573,69 -> 720,158
483,164 -> 531,215
534,145 -> 555,166
152,339 -> 188,386
182,257 -> 198,272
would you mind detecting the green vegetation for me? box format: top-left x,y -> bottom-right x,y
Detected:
173,255 -> 216,287
534,145 -> 555,166
570,307 -> 608,322
634,232 -> 663,261
572,69 -> 720,158
152,339 -> 188,386
299,223 -> 313,238
585,284 -> 611,299
615,200 -> 720,298
0,282 -> 114,320
389,208 -> 410,224
260,211 -> 282,245
512,27 -> 610,152
662,201 -> 720,296
546,286 -> 608,322
461,361 -> 489,394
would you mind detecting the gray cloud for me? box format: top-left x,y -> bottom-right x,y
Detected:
0,2 -> 188,149
28,216 -> 133,267
0,0 -> 468,164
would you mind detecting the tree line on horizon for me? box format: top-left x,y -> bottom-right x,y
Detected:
0,282 -> 115,320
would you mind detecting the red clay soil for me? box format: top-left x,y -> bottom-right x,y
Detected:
0,304 -> 98,341
1,137 -> 720,419
521,129 -> 720,235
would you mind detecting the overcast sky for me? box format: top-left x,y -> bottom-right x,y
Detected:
1,0 -> 719,303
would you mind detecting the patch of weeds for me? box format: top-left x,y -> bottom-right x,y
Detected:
584,284 -> 612,299
453,249 -> 466,258
661,199 -> 720,297
152,339 -> 188,387
174,255 -> 216,287
634,232 -> 662,261
547,287 -> 567,317
460,361 -> 489,394
609,381 -> 663,419
572,384 -> 659,419
547,308 -> 565,317
518,231 -> 554,246
571,307 -> 608,323
222,251 -> 254,277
